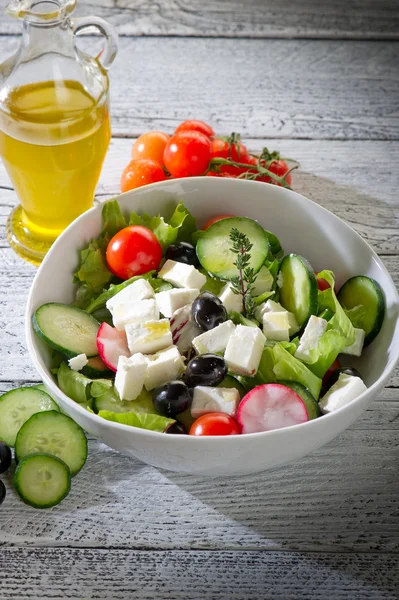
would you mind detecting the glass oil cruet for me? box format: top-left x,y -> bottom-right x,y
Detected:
0,0 -> 118,264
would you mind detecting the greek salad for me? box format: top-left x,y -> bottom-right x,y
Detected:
33,199 -> 385,436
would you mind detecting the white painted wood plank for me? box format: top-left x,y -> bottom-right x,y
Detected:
0,0 -> 398,39
0,548 -> 399,600
0,37 -> 398,140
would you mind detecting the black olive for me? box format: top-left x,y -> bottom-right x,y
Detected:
153,380 -> 192,418
184,354 -> 228,387
325,367 -> 362,391
0,442 -> 11,474
0,480 -> 5,506
166,242 -> 200,267
192,292 -> 227,331
165,421 -> 188,435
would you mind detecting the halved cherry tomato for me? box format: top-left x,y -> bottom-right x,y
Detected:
131,131 -> 170,165
322,358 -> 341,389
315,272 -> 338,293
121,159 -> 166,193
189,413 -> 240,436
163,131 -> 211,178
175,120 -> 215,139
202,214 -> 234,230
106,226 -> 162,280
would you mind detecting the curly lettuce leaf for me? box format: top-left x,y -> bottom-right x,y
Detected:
99,410 -> 175,432
129,202 -> 196,251
228,311 -> 259,328
344,305 -> 366,329
101,199 -> 127,237
199,268 -> 225,295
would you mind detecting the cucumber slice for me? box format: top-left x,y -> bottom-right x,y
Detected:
33,303 -> 100,358
15,411 -> 87,476
278,254 -> 318,326
278,380 -> 320,420
0,387 -> 59,447
337,276 -> 385,346
318,308 -> 334,322
219,375 -> 246,399
81,356 -> 111,379
196,217 -> 269,280
14,453 -> 71,509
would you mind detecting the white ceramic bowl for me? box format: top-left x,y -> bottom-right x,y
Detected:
25,178 -> 399,476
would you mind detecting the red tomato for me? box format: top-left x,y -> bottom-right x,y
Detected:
131,131 -> 170,165
210,138 -> 251,175
189,413 -> 240,436
315,272 -> 331,291
163,131 -> 211,178
202,214 -> 234,230
120,159 -> 166,192
175,119 -> 215,139
260,159 -> 292,186
106,226 -> 162,280
322,358 -> 341,389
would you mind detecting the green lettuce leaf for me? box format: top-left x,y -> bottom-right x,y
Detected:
253,290 -> 275,306
129,202 -> 196,251
74,283 -> 97,310
199,268 -> 225,295
91,307 -> 113,326
344,305 -> 366,329
148,278 -> 173,293
100,199 -> 127,237
264,258 -> 280,280
57,362 -> 93,408
317,270 -> 355,345
85,272 -> 155,314
99,410 -> 175,432
169,202 -> 197,242
228,311 -> 259,328
265,230 -> 283,258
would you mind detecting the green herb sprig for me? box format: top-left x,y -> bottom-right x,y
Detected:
229,228 -> 257,319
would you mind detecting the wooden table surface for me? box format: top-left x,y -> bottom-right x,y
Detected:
0,1 -> 398,598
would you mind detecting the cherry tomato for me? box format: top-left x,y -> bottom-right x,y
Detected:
120,159 -> 166,193
175,120 -> 215,138
210,138 -> 250,163
131,131 -> 170,165
189,413 -> 240,436
315,272 -> 331,291
260,159 -> 292,186
322,358 -> 341,389
106,225 -> 163,280
202,214 -> 234,230
163,131 -> 211,178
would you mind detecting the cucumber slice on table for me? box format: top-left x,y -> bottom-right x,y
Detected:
14,453 -> 71,509
33,303 -> 100,358
278,254 -> 318,327
278,380 -> 320,420
337,276 -> 385,346
0,387 -> 59,447
15,411 -> 87,476
196,217 -> 269,280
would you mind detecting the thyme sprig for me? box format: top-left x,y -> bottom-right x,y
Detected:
229,228 -> 257,319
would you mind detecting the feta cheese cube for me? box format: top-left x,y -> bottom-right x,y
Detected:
251,266 -> 274,296
343,328 -> 366,357
156,288 -> 199,318
255,299 -> 299,335
115,353 -> 147,401
170,304 -> 202,353
295,315 -> 328,362
112,299 -> 159,331
224,325 -> 266,376
319,373 -> 367,414
192,320 -> 236,354
144,346 -> 185,390
219,283 -> 243,314
68,353 -> 88,371
106,278 -> 154,313
158,259 -> 206,289
126,319 -> 172,354
191,386 -> 240,418
262,311 -> 290,341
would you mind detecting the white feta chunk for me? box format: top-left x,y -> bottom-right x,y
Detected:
156,288 -> 199,318
255,299 -> 299,335
192,320 -> 236,354
112,299 -> 159,331
251,266 -> 274,296
219,283 -> 243,314
115,353 -> 147,401
224,325 -> 266,376
343,328 -> 366,357
191,386 -> 240,418
68,353 -> 88,371
144,346 -> 185,390
126,319 -> 172,355
158,259 -> 206,290
295,315 -> 328,362
262,311 -> 290,341
106,278 -> 154,313
319,373 -> 367,414
170,304 -> 202,353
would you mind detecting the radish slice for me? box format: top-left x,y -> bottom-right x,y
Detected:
96,323 -> 130,372
237,384 -> 308,434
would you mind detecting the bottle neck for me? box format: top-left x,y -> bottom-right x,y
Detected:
21,18 -> 75,59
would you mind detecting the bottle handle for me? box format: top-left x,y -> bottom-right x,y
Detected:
72,16 -> 118,70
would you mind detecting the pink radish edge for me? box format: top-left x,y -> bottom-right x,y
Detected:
96,322 -> 130,372
237,383 -> 308,434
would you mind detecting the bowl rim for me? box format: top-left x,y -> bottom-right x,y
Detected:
25,177 -> 399,443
